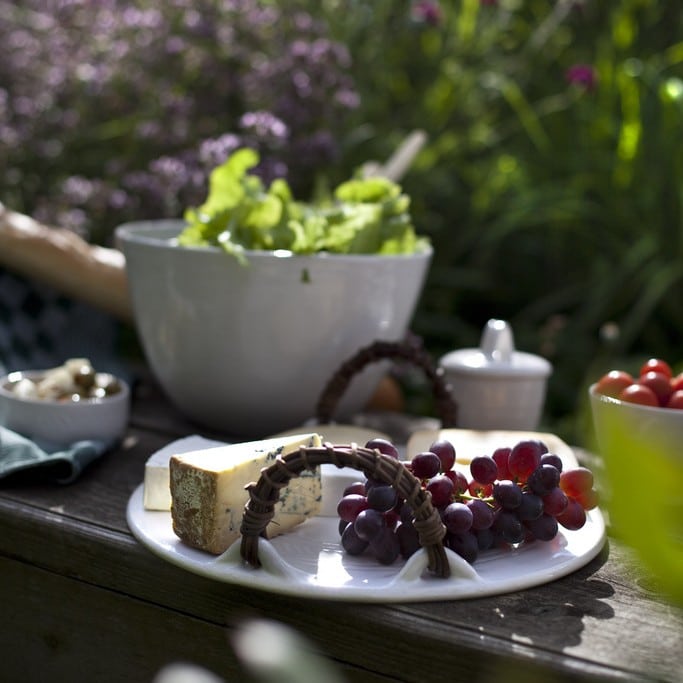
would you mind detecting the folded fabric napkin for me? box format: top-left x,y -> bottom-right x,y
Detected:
0,426 -> 111,484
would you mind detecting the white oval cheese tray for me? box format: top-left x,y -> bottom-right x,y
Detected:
126,428 -> 607,603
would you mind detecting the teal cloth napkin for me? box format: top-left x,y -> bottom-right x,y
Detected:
0,426 -> 110,484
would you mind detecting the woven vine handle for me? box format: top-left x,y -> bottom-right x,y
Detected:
239,442 -> 450,579
314,339 -> 458,427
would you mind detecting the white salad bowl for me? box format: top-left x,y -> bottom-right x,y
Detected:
116,220 -> 432,437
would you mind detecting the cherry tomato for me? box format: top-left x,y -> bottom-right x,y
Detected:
595,370 -> 634,398
670,373 -> 683,393
618,383 -> 658,407
638,371 -> 673,406
666,390 -> 683,410
639,358 -> 673,379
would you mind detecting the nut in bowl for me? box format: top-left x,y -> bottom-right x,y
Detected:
0,358 -> 130,448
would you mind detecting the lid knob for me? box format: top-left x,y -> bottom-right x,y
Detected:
480,318 -> 514,364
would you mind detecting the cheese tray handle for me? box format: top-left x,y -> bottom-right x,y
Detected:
239,442 -> 451,578
314,338 -> 458,427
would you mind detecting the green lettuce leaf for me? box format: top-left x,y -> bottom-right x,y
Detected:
178,148 -> 429,261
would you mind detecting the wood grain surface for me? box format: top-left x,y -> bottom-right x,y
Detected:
1,379 -> 681,683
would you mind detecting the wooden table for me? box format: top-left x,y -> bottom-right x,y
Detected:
1,375 -> 681,683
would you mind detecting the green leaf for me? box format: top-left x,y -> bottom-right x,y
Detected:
177,147 -> 429,262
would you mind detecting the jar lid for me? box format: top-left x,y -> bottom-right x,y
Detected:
439,319 -> 552,378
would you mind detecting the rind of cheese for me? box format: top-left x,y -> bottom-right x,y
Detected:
143,435 -> 225,511
169,433 -> 322,554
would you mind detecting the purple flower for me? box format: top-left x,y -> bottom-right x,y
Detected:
565,64 -> 598,91
0,1 -> 360,240
411,1 -> 443,27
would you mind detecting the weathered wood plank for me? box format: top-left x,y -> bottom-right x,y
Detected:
1,493 -> 680,682
1,386 -> 681,683
1,555 -> 395,683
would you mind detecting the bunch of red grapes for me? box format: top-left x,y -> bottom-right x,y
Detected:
336,437 -> 598,566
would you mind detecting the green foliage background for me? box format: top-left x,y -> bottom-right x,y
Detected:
314,0 -> 683,444
3,0 -> 683,445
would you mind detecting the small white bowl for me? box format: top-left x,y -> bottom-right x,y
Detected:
588,383 -> 683,462
0,369 -> 130,447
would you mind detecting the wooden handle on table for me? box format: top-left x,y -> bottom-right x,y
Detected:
0,203 -> 132,321
315,339 -> 458,427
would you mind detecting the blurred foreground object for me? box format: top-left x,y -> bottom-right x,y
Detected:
0,202 -> 130,321
231,618 -> 346,683
589,385 -> 683,606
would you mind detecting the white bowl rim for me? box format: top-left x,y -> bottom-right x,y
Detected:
588,382 -> 683,415
1,370 -> 130,407
115,219 -> 433,261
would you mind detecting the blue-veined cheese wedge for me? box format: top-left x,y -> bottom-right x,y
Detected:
169,432 -> 322,554
143,435 -> 226,511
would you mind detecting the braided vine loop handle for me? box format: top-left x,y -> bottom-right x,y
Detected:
239,442 -> 450,579
314,339 -> 458,427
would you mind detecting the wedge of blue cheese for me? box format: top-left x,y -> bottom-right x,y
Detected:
143,435 -> 226,511
169,433 -> 322,554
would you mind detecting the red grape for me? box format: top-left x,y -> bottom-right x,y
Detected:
341,523 -> 369,555
540,453 -> 563,472
426,474 -> 454,507
343,482 -> 366,496
470,455 -> 498,485
556,498 -> 587,530
337,494 -> 368,522
574,488 -> 599,511
466,498 -> 495,530
354,508 -> 386,541
559,467 -> 594,498
493,480 -> 522,509
369,527 -> 401,564
525,513 -> 559,541
492,447 -> 512,479
542,487 -> 569,515
468,480 -> 493,498
365,438 -> 399,459
411,451 -> 442,479
442,502 -> 474,534
508,440 -> 544,482
527,464 -> 561,496
429,439 -> 456,472
444,469 -> 469,495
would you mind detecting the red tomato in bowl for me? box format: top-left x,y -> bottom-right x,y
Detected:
618,383 -> 658,407
639,357 -> 673,379
595,370 -> 634,398
670,373 -> 683,393
666,390 -> 683,410
638,371 -> 673,406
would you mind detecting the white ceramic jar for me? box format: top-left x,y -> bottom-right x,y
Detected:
439,319 -> 552,431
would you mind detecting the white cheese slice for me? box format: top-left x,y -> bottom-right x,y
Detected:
143,435 -> 226,511
169,432 -> 323,554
